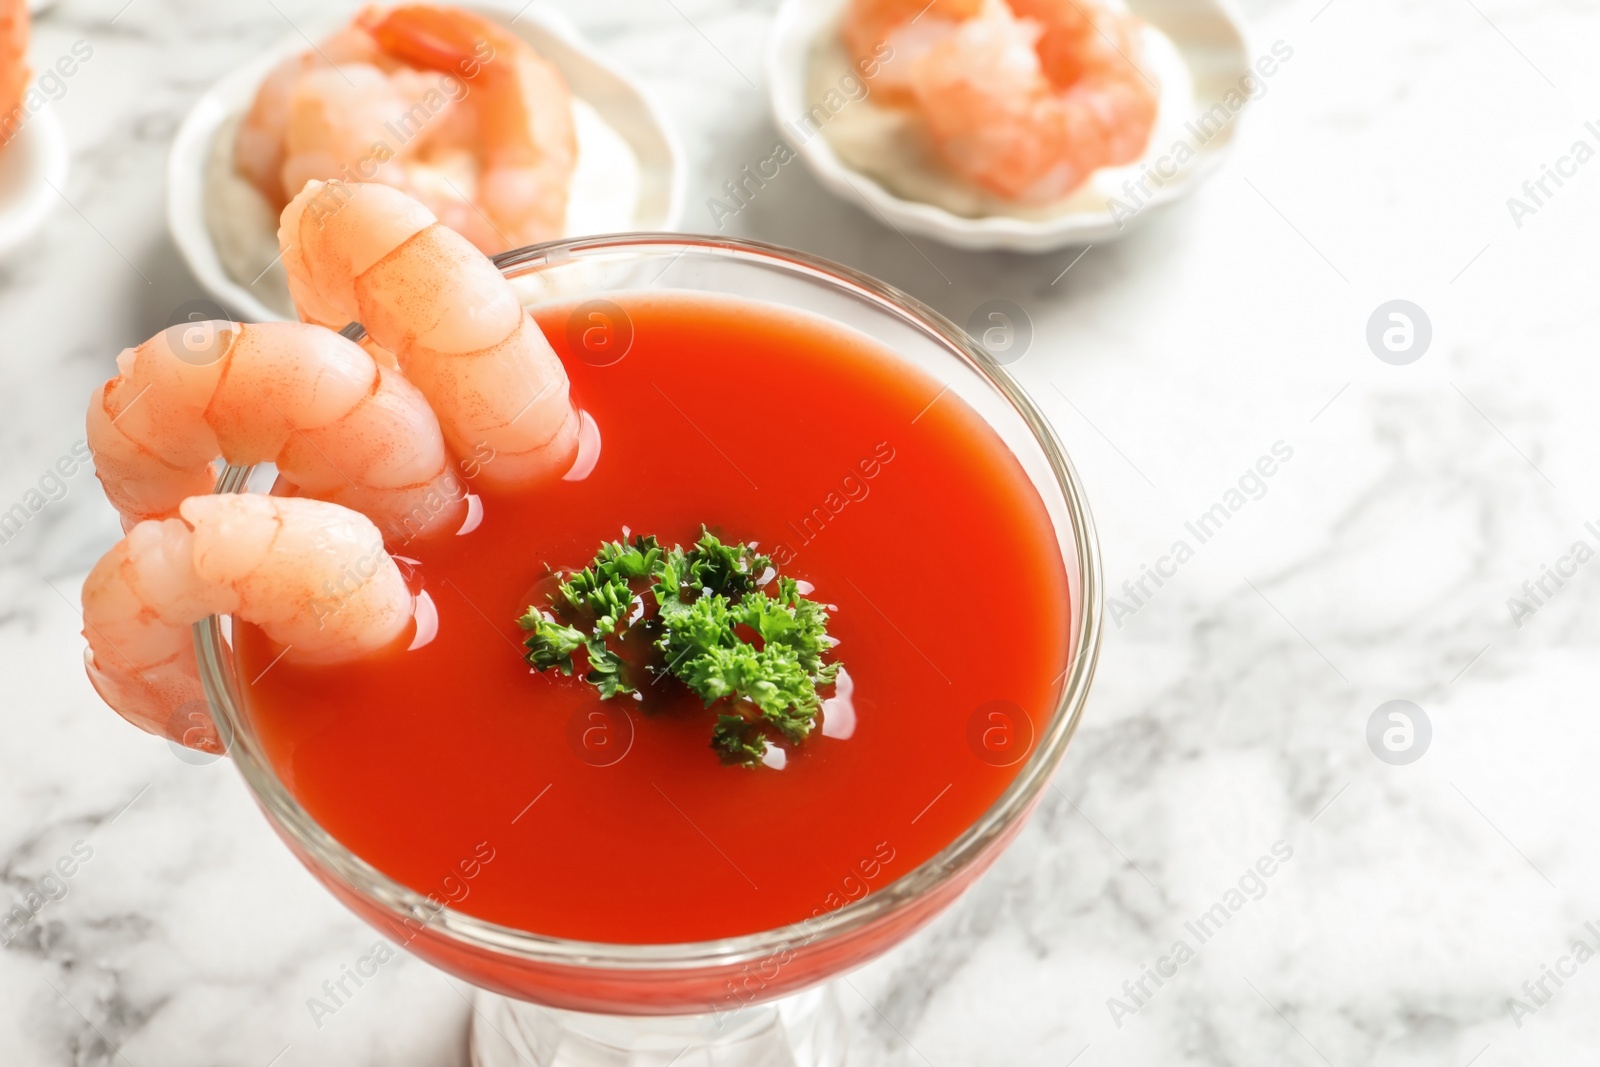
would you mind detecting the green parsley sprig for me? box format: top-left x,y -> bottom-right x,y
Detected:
517,530 -> 840,765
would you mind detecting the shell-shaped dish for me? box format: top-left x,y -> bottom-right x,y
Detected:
168,3 -> 685,322
767,0 -> 1253,252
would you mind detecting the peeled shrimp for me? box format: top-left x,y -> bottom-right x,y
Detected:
843,0 -> 1158,203
278,63 -> 460,215
842,0 -> 983,105
82,495 -> 413,752
363,4 -> 575,249
844,0 -> 981,63
913,0 -> 1156,201
237,4 -> 575,253
0,0 -> 26,143
235,22 -> 389,204
86,319 -> 466,542
279,179 -> 579,488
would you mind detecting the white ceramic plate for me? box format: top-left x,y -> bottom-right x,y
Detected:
767,0 -> 1252,252
0,106 -> 66,258
168,3 -> 685,322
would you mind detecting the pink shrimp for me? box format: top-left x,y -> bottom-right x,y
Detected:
0,0 -> 25,147
278,64 -> 456,213
86,318 -> 467,543
279,179 -> 580,489
841,0 -> 983,106
238,5 -> 576,253
82,495 -> 413,752
362,3 -> 575,249
234,21 -> 389,205
909,0 -> 1158,202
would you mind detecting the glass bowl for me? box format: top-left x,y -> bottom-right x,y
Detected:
195,235 -> 1103,1060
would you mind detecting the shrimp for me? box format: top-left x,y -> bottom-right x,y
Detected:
82,495 -> 413,752
908,0 -> 1157,202
239,5 -> 576,253
235,21 -> 389,204
278,64 -> 456,214
0,0 -> 27,148
86,318 -> 467,543
279,179 -> 580,489
362,3 -> 576,248
841,0 -> 982,105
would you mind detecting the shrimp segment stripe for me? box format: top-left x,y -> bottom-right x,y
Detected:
282,179 -> 581,491
86,319 -> 467,541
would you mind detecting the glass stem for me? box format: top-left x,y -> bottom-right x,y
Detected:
470,981 -> 849,1067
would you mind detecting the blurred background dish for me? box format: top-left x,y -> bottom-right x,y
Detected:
167,2 -> 685,322
768,0 -> 1250,252
0,0 -> 65,260
0,106 -> 65,259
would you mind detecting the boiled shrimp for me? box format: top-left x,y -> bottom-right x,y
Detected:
82,495 -> 413,752
0,0 -> 27,145
235,22 -> 390,204
915,0 -> 1156,201
841,0 -> 983,105
279,179 -> 580,488
86,318 -> 466,542
363,4 -> 576,249
237,5 -> 575,253
278,63 -> 462,216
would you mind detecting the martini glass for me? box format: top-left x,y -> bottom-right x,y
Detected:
195,236 -> 1103,1066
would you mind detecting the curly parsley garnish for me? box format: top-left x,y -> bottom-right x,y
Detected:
517,530 -> 840,765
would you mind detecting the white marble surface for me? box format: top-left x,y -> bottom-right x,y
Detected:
3,0 -> 1600,1064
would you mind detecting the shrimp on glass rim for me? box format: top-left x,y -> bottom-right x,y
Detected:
280,178 -> 581,488
86,318 -> 467,541
843,0 -> 1159,203
83,495 -> 414,752
82,181 -> 583,750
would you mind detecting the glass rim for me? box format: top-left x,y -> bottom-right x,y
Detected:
195,232 -> 1105,973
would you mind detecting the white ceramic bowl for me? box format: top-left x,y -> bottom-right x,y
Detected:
0,106 -> 66,259
767,0 -> 1252,252
168,3 -> 685,322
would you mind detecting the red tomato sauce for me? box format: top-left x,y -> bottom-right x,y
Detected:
238,293 -> 1070,944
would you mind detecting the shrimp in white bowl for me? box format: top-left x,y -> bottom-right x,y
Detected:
86,318 -> 467,542
83,495 -> 414,752
83,181 -> 583,750
841,0 -> 1159,203
361,3 -> 576,250
0,0 -> 27,144
279,179 -> 580,488
235,3 -> 576,254
841,0 -> 981,106
234,21 -> 391,202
